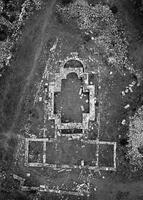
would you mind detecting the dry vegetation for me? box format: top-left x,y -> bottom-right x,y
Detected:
0,0 -> 42,71
127,105 -> 143,169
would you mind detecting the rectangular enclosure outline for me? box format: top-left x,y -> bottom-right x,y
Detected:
25,138 -> 116,171
97,141 -> 117,170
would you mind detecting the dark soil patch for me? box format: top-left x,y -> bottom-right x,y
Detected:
110,5 -> 118,14
59,0 -> 74,6
119,138 -> 129,147
0,24 -> 9,41
64,59 -> 84,69
138,145 -> 143,155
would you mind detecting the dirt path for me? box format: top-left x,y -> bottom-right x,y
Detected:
10,0 -> 57,132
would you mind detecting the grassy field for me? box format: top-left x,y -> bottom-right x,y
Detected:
1,0 -> 143,200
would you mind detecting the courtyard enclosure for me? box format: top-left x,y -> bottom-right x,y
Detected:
24,58 -> 117,173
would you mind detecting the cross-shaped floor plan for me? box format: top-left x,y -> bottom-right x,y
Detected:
25,58 -> 116,172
